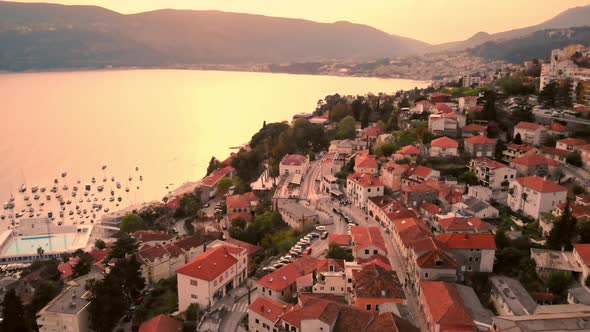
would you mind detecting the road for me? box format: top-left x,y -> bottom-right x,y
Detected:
534,111 -> 590,126
216,284 -> 258,332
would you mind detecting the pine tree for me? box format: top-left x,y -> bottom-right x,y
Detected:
547,200 -> 576,250
2,289 -> 29,332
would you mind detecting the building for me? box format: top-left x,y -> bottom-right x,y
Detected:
513,122 -> 547,146
430,137 -> 459,157
400,183 -> 438,209
198,166 -> 235,202
350,226 -> 387,260
462,124 -> 487,137
459,96 -> 478,111
346,173 -> 384,211
530,248 -> 582,281
556,138 -> 587,152
436,217 -> 492,234
313,259 -> 346,296
349,264 -> 405,314
502,144 -> 537,163
277,201 -> 319,229
464,135 -> 496,158
539,146 -> 570,164
402,166 -> 441,185
176,244 -> 248,310
280,154 -> 310,176
507,176 -> 568,220
257,257 -> 317,303
406,237 -> 457,287
226,192 -> 259,221
489,276 -> 537,316
469,158 -> 516,189
429,92 -> 452,103
36,273 -> 103,332
354,155 -> 379,175
428,113 -> 466,137
510,154 -> 561,180
380,162 -> 410,192
248,297 -> 293,332
138,244 -> 185,286
574,244 -> 590,283
436,233 -> 496,273
491,311 -> 590,332
452,196 -> 499,219
393,145 -> 421,162
133,230 -> 175,248
138,314 -> 183,332
579,144 -> 590,171
390,218 -> 433,259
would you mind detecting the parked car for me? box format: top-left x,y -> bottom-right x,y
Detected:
303,247 -> 312,255
321,231 -> 329,239
333,208 -> 341,214
310,232 -> 320,238
316,225 -> 327,231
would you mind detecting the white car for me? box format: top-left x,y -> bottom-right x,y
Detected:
315,225 -> 327,231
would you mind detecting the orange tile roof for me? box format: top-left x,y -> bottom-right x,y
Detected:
436,233 -> 496,250
472,158 -> 509,169
58,256 -> 80,280
557,138 -> 587,146
514,176 -> 567,193
257,257 -> 317,291
467,105 -> 483,113
133,230 -> 174,243
201,166 -> 234,187
420,281 -> 474,328
316,259 -> 345,273
352,264 -> 405,300
398,145 -> 420,155
575,244 -> 590,267
347,172 -> 383,188
226,192 -> 258,210
420,201 -> 441,215
393,218 -> 433,247
437,217 -> 492,232
541,147 -> 570,158
431,136 -> 459,148
546,122 -> 569,132
507,143 -> 535,152
281,154 -> 308,166
463,124 -> 487,133
356,254 -> 392,270
225,237 -> 262,257
511,154 -> 560,166
248,297 -> 292,324
465,135 -> 496,145
139,315 -> 182,332
176,245 -> 241,281
328,234 -> 352,246
355,155 -> 379,169
405,165 -> 436,179
515,121 -> 543,131
351,226 -> 387,253
434,103 -> 453,112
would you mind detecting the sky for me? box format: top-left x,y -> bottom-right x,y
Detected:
12,0 -> 590,44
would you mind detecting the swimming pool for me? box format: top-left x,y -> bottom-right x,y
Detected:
3,233 -> 79,255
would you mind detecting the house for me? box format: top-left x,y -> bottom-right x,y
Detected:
556,138 -> 587,152
546,122 -> 571,136
354,155 -> 379,175
313,259 -> 346,296
380,162 -> 410,192
400,183 -> 438,209
436,217 -> 492,234
458,96 -> 478,111
226,192 -> 259,222
436,233 -> 496,273
350,226 -> 387,260
530,248 -> 582,281
36,273 -> 103,332
280,154 -> 310,176
490,311 -> 590,332
574,244 -> 590,283
138,244 -> 185,286
464,135 -> 496,158
393,145 -> 421,162
469,158 -> 516,189
429,92 -> 452,103
579,144 -> 590,171
507,176 -> 568,220
406,237 -> 457,288
510,154 -> 561,180
133,230 -> 175,248
430,137 -> 459,157
57,256 -> 80,280
198,165 -> 235,202
256,256 -> 317,303
390,218 -> 433,258
513,122 -> 547,146
502,144 -> 537,162
402,166 -> 441,185
248,297 -> 293,332
453,196 -> 499,219
328,234 -> 352,248
489,276 -> 537,316
349,264 -> 405,314
176,244 -> 248,310
346,173 -> 384,211
138,314 -> 183,332
277,201 -> 318,230
428,112 -> 465,137
462,124 -> 487,137
420,202 -> 442,225
540,146 -> 571,164
419,280 -> 482,332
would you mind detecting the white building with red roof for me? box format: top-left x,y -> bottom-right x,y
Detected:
138,314 -> 182,332
401,165 -> 440,186
393,145 -> 421,162
138,244 -> 185,286
390,217 -> 433,258
436,233 -> 496,272
430,137 -> 459,157
256,256 -> 317,303
176,244 -> 247,310
406,237 -> 457,288
380,162 -> 410,192
279,154 -> 310,176
556,138 -> 587,152
510,154 -> 561,180
198,165 -> 235,202
346,173 -> 384,210
502,143 -> 537,162
354,155 -> 379,175
513,122 -> 547,146
468,158 -> 516,189
226,192 -> 259,221
313,259 -> 346,296
507,176 -> 567,220
436,217 -> 492,234
248,297 -> 293,332
133,230 -> 175,248
574,244 -> 590,282
350,226 -> 388,260
428,112 -> 465,137
464,135 -> 496,158
462,123 -> 487,137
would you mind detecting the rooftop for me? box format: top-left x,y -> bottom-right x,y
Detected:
489,276 -> 537,316
515,121 -> 544,131
248,297 -> 292,324
347,172 -> 383,188
138,314 -> 183,332
511,154 -> 560,167
465,135 -> 496,145
431,136 -> 459,148
419,280 -> 475,328
281,154 -> 308,166
176,245 -> 242,281
530,248 -> 582,272
41,272 -> 103,315
514,176 -> 567,193
436,233 -> 496,250
352,264 -> 405,300
351,226 -> 387,253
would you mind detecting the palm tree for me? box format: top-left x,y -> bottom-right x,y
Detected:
521,192 -> 528,213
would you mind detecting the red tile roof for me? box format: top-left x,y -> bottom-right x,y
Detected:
393,218 -> 433,248
352,264 -> 405,300
420,201 -> 441,215
257,264 -> 303,292
138,245 -> 171,263
472,158 -> 509,169
355,155 -> 379,169
226,192 -> 258,210
133,230 -> 174,243
139,314 -> 182,332
357,254 -> 392,270
507,143 -> 535,152
431,136 -> 459,148
467,105 -> 483,113
89,248 -> 111,262
225,237 -> 262,257
434,103 -> 453,112
316,259 -> 345,273
364,126 -> 385,138
176,245 -> 241,281
398,145 -> 420,155
420,281 -> 474,329
557,138 -> 587,146
436,233 -> 496,250
347,172 -> 383,188
515,121 -> 544,131
575,244 -> 590,267
351,226 -> 387,253
462,124 -> 487,133
201,166 -> 234,187
514,176 -> 567,193
437,217 -> 492,232
541,147 -> 570,158
546,122 -> 569,132
328,234 -> 352,246
248,297 -> 292,324
281,154 -> 308,166
173,235 -> 206,252
462,96 -> 478,101
57,256 -> 80,280
511,154 -> 560,166
465,135 -> 496,145
405,165 -> 436,179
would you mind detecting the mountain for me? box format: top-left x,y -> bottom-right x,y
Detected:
469,26 -> 590,63
431,5 -> 590,52
0,1 -> 430,71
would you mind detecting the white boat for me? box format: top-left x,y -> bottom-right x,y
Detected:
109,197 -> 115,202
31,185 -> 39,193
104,208 -> 110,213
102,177 -> 107,182
39,202 -> 45,207
97,185 -> 104,192
40,187 -> 46,193
62,185 -> 68,191
116,182 -> 122,189
84,191 -> 89,196
91,177 -> 96,183
24,195 -> 29,201
26,202 -> 32,207
56,194 -> 62,199
18,184 -> 26,193
33,194 -> 40,200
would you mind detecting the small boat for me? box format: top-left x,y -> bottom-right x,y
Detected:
104,208 -> 110,213
73,186 -> 78,191
20,208 -> 25,213
78,199 -> 83,203
139,175 -> 143,181
62,185 -> 68,191
66,200 -> 71,205
69,211 -> 74,216
31,185 -> 39,193
125,187 -> 130,192
116,182 -> 121,189
91,177 -> 96,183
135,166 -> 139,171
85,184 -> 91,191
33,195 -> 40,200
109,197 -> 115,202
28,213 -> 34,218
53,178 -> 58,184
72,191 -> 77,197
18,184 -> 26,193
128,176 -> 132,181
76,180 -> 81,184
117,197 -> 122,202
28,207 -> 34,213
3,202 -> 14,210
136,186 -> 139,190
24,196 -> 29,201
61,171 -> 67,178
16,212 -> 23,218
56,194 -> 62,199
93,197 -> 98,202
0,215 -> 4,220
84,191 -> 89,197
26,202 -> 32,207
97,185 -> 104,192
39,202 -> 45,207
60,201 -> 65,206
40,187 -> 46,193
110,190 -> 115,196
50,187 -> 58,193
101,198 -> 105,201
86,198 -> 91,203
111,177 -> 115,182
102,165 -> 107,170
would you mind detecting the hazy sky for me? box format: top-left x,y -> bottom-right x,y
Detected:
13,0 -> 590,44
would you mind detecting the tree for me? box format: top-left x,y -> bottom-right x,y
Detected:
120,213 -> 146,234
217,178 -> 233,196
109,256 -> 146,304
1,289 -> 29,332
335,116 -> 356,139
547,271 -> 572,296
206,157 -> 222,176
380,142 -> 397,157
539,80 -> 559,107
94,239 -> 106,250
329,103 -> 351,123
546,200 -> 577,250
30,281 -> 60,313
577,222 -> 590,244
511,100 -> 535,124
566,151 -> 583,167
185,303 -> 201,321
494,229 -> 510,250
461,170 -> 479,185
556,79 -> 573,108
180,191 -> 203,217
73,251 -> 93,277
326,244 -> 354,262
513,133 -> 523,144
481,90 -> 497,121
108,234 -> 139,259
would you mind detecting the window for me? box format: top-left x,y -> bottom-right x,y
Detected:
214,280 -> 218,286
475,257 -> 479,262
375,304 -> 380,311
469,257 -> 473,262
348,278 -> 352,283
365,249 -> 369,255
424,273 -> 429,278
255,319 -> 260,324
330,287 -> 335,291
468,266 -> 472,271
366,304 -> 371,311
282,291 -> 285,296
225,271 -> 228,277
190,279 -> 198,286
191,294 -> 198,299
373,250 -> 378,255
368,188 -> 371,192
243,258 -> 246,264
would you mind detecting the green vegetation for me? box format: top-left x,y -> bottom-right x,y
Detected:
135,277 -> 179,324
326,243 -> 354,262
1,289 -> 29,332
120,213 -> 147,234
546,201 -> 577,250
497,76 -> 535,96
335,115 -> 356,139
108,234 -> 139,260
547,271 -> 573,299
566,151 -> 583,168
94,239 -> 106,249
206,156 -> 223,176
539,79 -> 573,109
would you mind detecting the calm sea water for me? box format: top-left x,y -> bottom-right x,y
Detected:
0,69 -> 427,219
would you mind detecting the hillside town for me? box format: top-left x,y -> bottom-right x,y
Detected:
2,44 -> 590,332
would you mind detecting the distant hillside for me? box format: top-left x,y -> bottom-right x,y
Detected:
431,5 -> 590,52
0,1 -> 430,71
469,27 -> 590,63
